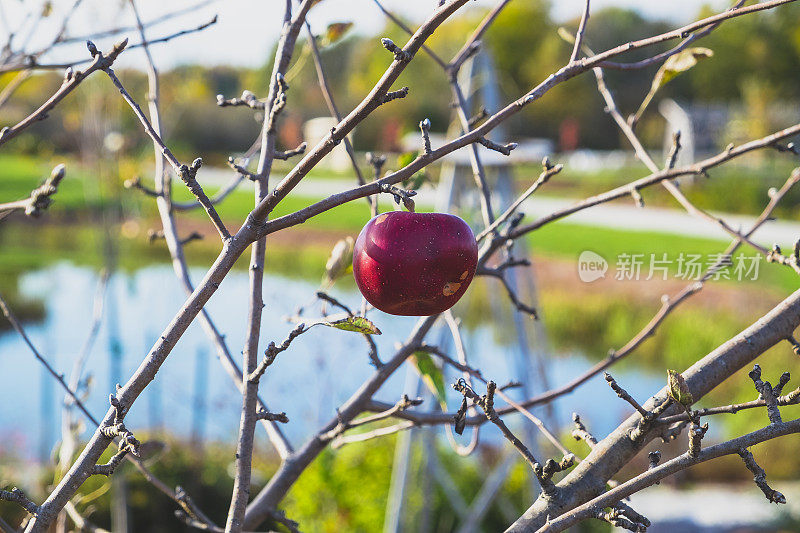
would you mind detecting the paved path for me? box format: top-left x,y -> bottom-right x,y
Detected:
200,168 -> 800,247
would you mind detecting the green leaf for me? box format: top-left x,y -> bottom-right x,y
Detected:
634,48 -> 713,123
397,150 -> 418,168
321,22 -> 353,46
325,316 -> 382,335
658,48 -> 713,87
667,369 -> 693,406
321,236 -> 354,289
411,351 -> 447,409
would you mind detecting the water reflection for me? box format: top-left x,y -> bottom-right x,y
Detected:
0,262 -> 662,460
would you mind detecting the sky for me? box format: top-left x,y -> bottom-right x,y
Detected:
0,0 -> 733,70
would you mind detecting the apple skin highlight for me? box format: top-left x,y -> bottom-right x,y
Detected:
352,211 -> 479,316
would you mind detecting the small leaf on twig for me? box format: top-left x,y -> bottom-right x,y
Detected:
667,369 -> 693,407
634,48 -> 713,122
322,236 -> 354,289
321,22 -> 353,46
324,316 -> 382,335
657,48 -> 714,87
411,351 -> 447,409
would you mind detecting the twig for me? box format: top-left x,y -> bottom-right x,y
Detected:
738,448 -> 786,504
591,63 -> 768,256
0,40 -> 127,148
476,158 -> 562,241
370,0 -> 448,68
570,0 -> 591,63
123,176 -> 160,197
749,364 -> 782,424
273,142 -> 307,161
449,0 -> 512,73
604,373 -> 650,418
656,387 -> 800,425
381,38 -> 410,62
101,60 -> 231,241
305,19 -> 375,214
227,157 -> 257,181
453,379 -> 569,496
687,421 -> 708,459
0,488 -> 39,516
533,418 -> 800,533
419,118 -> 432,154
256,408 -> 289,423
227,3 -> 315,530
217,90 -> 265,109
0,164 -> 65,219
571,413 -> 597,447
0,15 -> 218,74
331,421 -> 415,448
324,395 -> 423,445
250,323 -> 308,382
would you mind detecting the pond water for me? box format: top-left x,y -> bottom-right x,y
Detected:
0,261 -> 664,461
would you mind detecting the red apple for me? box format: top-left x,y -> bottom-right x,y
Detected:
352,211 -> 478,316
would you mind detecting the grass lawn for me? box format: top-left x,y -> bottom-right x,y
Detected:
2,152 -> 798,293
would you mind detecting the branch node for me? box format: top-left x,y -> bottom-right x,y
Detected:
419,118 -> 432,155
256,408 -> 289,423
739,448 -> 786,504
749,364 -> 782,424
477,136 -> 518,156
381,86 -> 409,104
0,487 -> 39,516
274,142 -> 308,161
380,183 -> 416,212
571,412 -> 597,447
381,37 -> 410,61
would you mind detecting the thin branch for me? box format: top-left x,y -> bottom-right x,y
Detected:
592,65 -> 768,256
273,142 -> 307,161
453,380 -> 541,471
569,0 -> 591,63
749,364 -> 783,424
0,15 -> 218,74
449,0 -> 512,73
597,0 -> 745,71
324,394 -> 423,446
0,488 -> 39,516
123,175 -> 160,198
476,159 -> 562,241
604,373 -> 650,418
228,1 -> 314,530
331,421 -> 415,448
250,323 -> 308,382
370,0 -> 448,69
217,90 -> 265,109
738,448 -> 786,504
0,164 -> 65,219
571,413 -> 598,448
100,65 -> 230,241
0,40 -> 127,148
534,418 -> 800,533
304,19 -> 375,214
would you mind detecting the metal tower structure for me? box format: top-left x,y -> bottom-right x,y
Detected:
383,50 -> 556,532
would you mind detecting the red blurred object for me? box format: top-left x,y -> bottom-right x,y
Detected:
353,211 -> 478,316
559,117 -> 580,152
